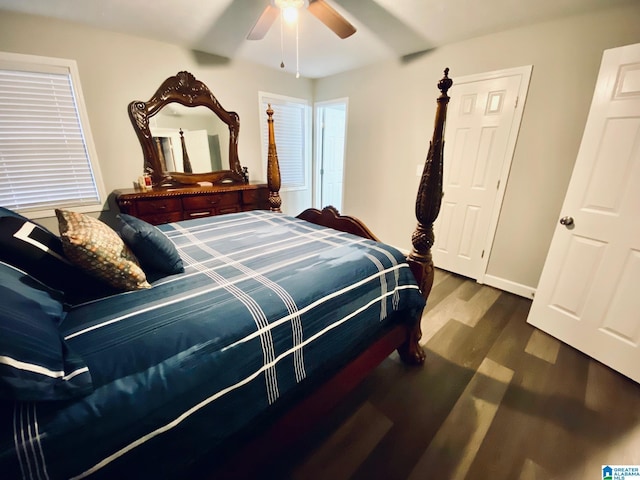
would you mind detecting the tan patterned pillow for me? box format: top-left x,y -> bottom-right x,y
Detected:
56,209 -> 151,291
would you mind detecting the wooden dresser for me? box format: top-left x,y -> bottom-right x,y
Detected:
114,182 -> 269,225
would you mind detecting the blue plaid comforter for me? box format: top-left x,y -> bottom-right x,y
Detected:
0,211 -> 425,479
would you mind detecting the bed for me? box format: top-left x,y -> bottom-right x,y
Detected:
0,69 -> 453,480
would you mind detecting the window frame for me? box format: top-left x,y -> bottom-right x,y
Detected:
0,51 -> 107,219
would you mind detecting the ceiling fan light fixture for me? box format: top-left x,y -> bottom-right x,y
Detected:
282,6 -> 299,24
247,0 -> 356,77
274,0 -> 305,10
249,0 -> 354,42
274,0 -> 305,24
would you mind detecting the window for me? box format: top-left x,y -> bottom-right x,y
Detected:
0,52 -> 106,218
259,93 -> 310,191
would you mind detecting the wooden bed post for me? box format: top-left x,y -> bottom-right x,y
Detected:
266,104 -> 282,212
400,68 -> 453,365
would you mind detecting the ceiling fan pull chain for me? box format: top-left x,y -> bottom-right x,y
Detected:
280,14 -> 285,69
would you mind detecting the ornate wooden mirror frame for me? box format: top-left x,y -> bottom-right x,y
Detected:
128,71 -> 245,186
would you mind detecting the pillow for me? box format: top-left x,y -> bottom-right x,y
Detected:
0,206 -> 59,237
0,214 -> 73,290
0,261 -> 93,401
56,209 -> 151,291
1,205 -> 33,221
0,211 -> 115,302
116,214 -> 184,275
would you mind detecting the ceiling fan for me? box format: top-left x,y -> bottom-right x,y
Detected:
246,0 -> 357,40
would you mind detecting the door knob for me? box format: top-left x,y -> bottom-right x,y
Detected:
560,216 -> 574,227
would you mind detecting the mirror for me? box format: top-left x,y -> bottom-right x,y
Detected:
150,105 -> 230,173
128,71 -> 245,186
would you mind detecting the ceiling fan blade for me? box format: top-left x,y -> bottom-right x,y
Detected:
308,0 -> 356,39
334,0 -> 431,55
195,0 -> 271,57
247,4 -> 280,40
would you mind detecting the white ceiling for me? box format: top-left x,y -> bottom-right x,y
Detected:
0,0 -> 634,78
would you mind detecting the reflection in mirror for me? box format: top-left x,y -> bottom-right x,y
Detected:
150,105 -> 230,173
128,71 -> 245,186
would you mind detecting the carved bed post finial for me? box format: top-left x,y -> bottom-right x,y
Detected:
179,129 -> 193,174
266,104 -> 282,213
399,68 -> 453,365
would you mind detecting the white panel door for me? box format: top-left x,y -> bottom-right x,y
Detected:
527,43 -> 640,383
183,130 -> 212,172
433,68 -> 529,281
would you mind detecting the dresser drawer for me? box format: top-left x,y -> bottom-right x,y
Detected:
183,206 -> 240,221
114,184 -> 268,226
242,188 -> 268,206
134,197 -> 182,215
217,206 -> 240,215
182,192 -> 239,211
139,211 -> 183,225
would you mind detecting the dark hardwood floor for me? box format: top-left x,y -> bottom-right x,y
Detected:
269,269 -> 640,480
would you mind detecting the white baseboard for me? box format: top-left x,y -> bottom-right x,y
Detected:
398,254 -> 536,300
482,274 -> 536,300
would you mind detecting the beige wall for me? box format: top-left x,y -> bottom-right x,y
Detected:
314,3 -> 640,293
0,10 -> 313,228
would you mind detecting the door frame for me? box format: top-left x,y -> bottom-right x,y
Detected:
445,65 -> 533,285
313,98 -> 349,209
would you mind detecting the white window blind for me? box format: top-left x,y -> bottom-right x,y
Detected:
0,53 -> 104,216
260,95 -> 308,190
